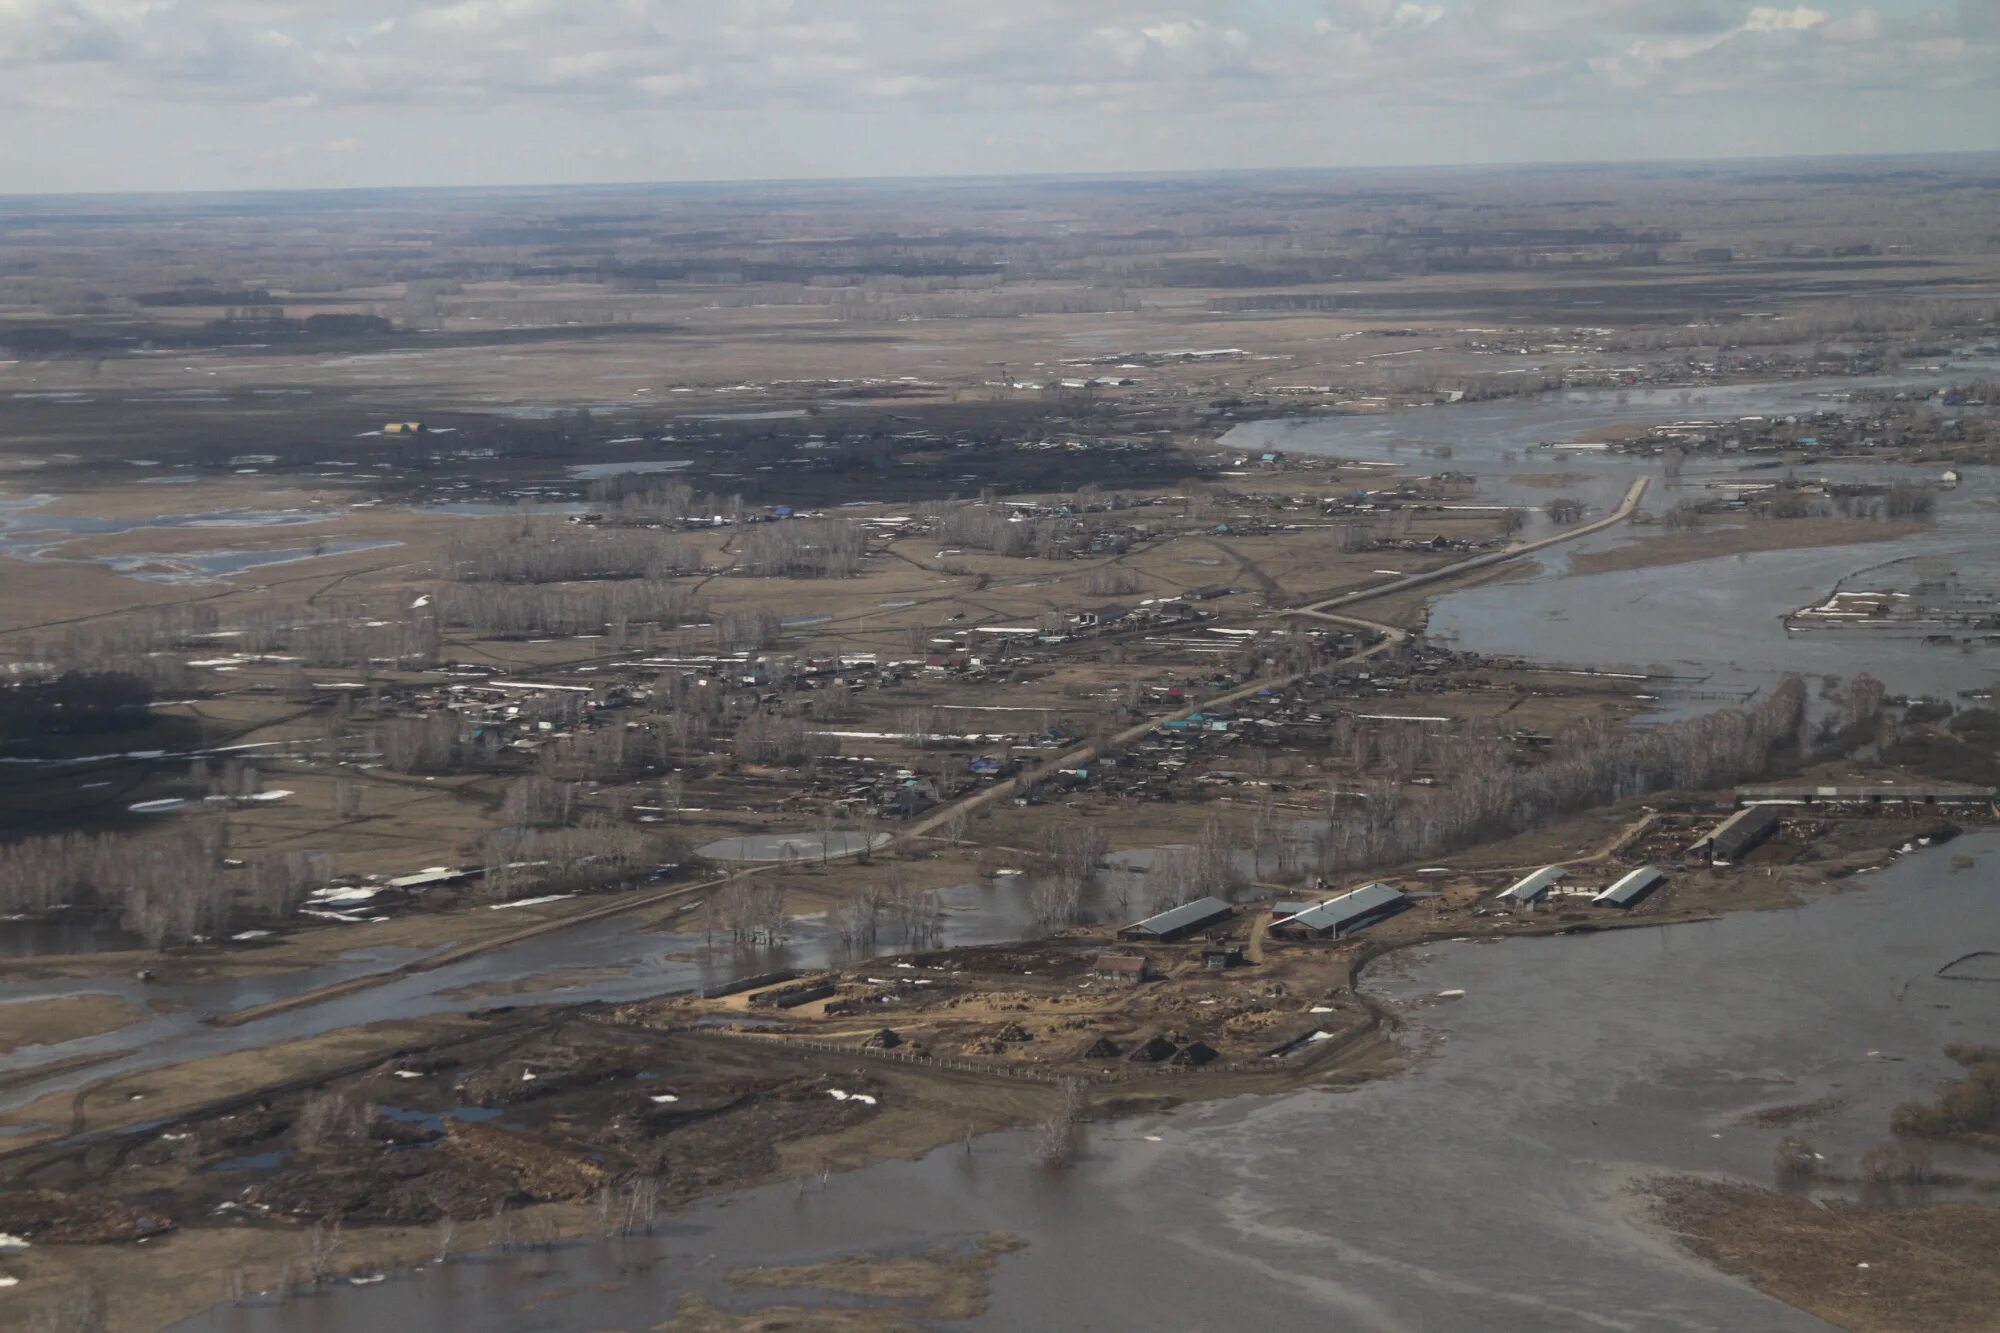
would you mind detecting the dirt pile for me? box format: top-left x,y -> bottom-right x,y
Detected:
0,1188 -> 174,1243
441,1120 -> 609,1199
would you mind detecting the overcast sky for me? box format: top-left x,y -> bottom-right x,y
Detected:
3,1 -> 1995,194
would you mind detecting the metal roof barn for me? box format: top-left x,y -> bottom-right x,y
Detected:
1736,783 -> 1997,806
1117,896 -> 1234,942
1269,882 -> 1407,939
1594,865 -> 1665,907
1688,804 -> 1780,862
1497,865 -> 1566,903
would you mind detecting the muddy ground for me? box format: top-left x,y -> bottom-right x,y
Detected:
1652,1178 -> 2000,1333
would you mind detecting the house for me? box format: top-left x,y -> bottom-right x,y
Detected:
1117,896 -> 1234,942
1268,883 -> 1407,941
1091,953 -> 1152,984
383,421 -> 425,435
1199,946 -> 1247,971
883,777 -> 940,818
1594,865 -> 1665,908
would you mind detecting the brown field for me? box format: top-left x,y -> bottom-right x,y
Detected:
3,161 -> 1998,1332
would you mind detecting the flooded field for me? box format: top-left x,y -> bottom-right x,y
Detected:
1427,471 -> 2000,712
1221,369 -> 2000,713
173,830 -> 2000,1333
0,916 -> 141,958
1228,363 -> 1995,532
693,831 -> 890,863
0,499 -> 402,584
0,873 -> 1052,1122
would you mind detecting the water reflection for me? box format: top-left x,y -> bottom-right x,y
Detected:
173,831 -> 1999,1333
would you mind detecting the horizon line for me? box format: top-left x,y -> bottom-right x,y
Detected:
5,146 -> 1999,206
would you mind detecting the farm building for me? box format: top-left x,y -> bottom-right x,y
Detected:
1116,896 -> 1234,942
1496,865 -> 1566,904
1735,783 -> 1997,806
1594,865 -> 1665,908
1091,953 -> 1153,984
1688,805 -> 1780,862
1268,883 -> 1407,941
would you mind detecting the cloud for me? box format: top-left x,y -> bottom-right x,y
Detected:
1743,6 -> 1828,32
1,1 -> 1994,188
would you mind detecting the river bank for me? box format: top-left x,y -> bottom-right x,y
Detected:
172,826 -> 2000,1333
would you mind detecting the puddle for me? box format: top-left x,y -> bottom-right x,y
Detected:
375,1105 -> 505,1136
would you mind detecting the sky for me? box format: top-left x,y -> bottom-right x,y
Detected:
1,0 -> 1996,194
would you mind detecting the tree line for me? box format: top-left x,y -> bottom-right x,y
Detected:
442,525 -> 700,583
1311,676 -> 1813,879
0,822 -> 331,947
735,518 -> 866,578
437,581 -> 703,639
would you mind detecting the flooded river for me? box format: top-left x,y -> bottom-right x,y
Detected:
1228,368 -> 2000,712
19,370 -> 2000,1325
174,831 -> 2000,1333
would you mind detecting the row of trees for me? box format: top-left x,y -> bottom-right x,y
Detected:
0,822 -> 330,946
735,518 -> 866,578
442,527 -> 700,583
1600,298 -> 2000,354
41,600 -> 437,671
375,714 -> 503,774
583,477 -> 747,527
437,581 -> 703,638
921,501 -> 1119,560
1312,676 -> 1813,878
0,667 -> 167,741
477,822 -> 675,900
731,711 -> 838,765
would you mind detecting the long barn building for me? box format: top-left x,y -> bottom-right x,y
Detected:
1117,896 -> 1234,942
1496,865 -> 1566,904
1594,865 -> 1665,908
1269,883 -> 1407,940
1688,805 -> 1780,863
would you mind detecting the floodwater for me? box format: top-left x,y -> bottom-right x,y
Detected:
1225,362 -> 1992,520
0,873 -> 1053,1123
1423,461 -> 2000,711
1429,531 -> 2000,712
91,541 -> 400,584
174,831 -> 2000,1333
693,831 -> 890,863
562,460 -> 692,480
1224,366 -> 2000,710
0,916 -> 141,958
0,500 -> 399,584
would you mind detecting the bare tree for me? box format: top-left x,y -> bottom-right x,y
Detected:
1036,1076 -> 1089,1167
300,1221 -> 344,1286
28,1283 -> 106,1333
